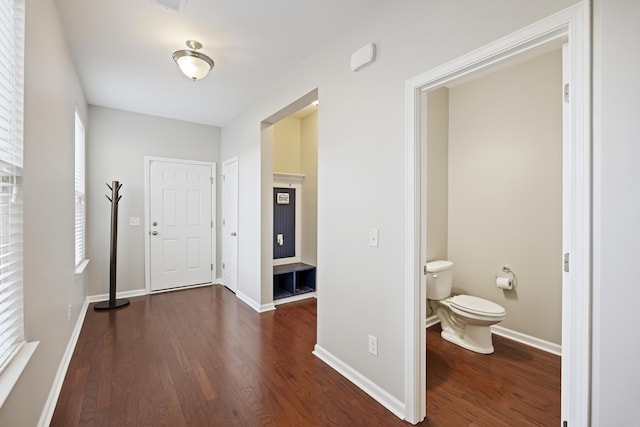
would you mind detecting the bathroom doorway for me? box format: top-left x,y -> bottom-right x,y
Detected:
423,47 -> 562,424
404,4 -> 591,425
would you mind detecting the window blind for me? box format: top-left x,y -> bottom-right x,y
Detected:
74,111 -> 85,267
0,0 -> 25,374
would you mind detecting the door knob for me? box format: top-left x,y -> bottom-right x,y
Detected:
152,221 -> 158,226
231,232 -> 237,236
152,231 -> 158,235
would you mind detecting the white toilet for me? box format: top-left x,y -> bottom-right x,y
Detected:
426,260 -> 506,354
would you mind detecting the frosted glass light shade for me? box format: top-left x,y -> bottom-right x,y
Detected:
172,41 -> 214,81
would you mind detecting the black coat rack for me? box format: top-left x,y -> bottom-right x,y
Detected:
94,181 -> 130,311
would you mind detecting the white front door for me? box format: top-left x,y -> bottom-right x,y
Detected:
149,160 -> 212,292
222,157 -> 238,293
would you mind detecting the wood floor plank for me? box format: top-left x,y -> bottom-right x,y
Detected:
192,359 -> 217,402
52,285 -> 559,426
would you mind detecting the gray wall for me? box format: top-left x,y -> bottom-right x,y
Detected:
86,106 -> 222,296
447,50 -> 563,344
592,0 -> 640,424
222,0 -> 576,404
0,0 -> 88,425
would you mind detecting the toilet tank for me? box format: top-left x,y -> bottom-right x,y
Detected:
426,260 -> 454,300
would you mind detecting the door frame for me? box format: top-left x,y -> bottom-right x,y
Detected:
403,3 -> 590,425
221,156 -> 239,293
144,156 -> 217,294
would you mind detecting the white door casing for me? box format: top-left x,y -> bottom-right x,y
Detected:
222,157 -> 239,293
145,158 -> 214,292
404,3 -> 590,425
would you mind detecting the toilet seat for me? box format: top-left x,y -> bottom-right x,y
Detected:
449,295 -> 506,318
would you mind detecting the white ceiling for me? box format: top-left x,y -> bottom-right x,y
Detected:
55,0 -> 381,127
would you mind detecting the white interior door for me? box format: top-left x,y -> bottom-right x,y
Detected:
149,160 -> 212,292
222,157 -> 238,293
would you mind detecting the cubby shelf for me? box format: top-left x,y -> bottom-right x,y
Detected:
273,262 -> 316,300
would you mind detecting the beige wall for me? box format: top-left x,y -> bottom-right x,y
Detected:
273,117 -> 301,173
0,0 -> 88,425
447,49 -> 563,344
300,111 -> 318,265
426,87 -> 449,262
86,106 -> 222,296
272,112 -> 318,265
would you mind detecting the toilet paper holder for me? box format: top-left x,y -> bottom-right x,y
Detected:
496,264 -> 516,289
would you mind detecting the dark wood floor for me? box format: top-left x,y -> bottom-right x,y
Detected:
426,324 -> 561,426
51,285 -> 559,426
51,286 -> 416,426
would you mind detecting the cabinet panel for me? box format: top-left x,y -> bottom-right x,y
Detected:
273,263 -> 316,300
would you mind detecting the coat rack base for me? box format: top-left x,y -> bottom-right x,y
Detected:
94,298 -> 130,311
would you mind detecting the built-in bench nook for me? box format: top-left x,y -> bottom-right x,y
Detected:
273,263 -> 316,300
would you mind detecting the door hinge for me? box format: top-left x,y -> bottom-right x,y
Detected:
211,220 -> 214,228
564,253 -> 570,273
563,421 -> 568,427
222,175 -> 226,182
211,263 -> 213,271
210,176 -> 214,184
564,83 -> 570,103
222,263 -> 225,269
222,219 -> 225,226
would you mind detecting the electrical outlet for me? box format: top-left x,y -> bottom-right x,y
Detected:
129,216 -> 141,226
368,334 -> 378,356
67,304 -> 72,321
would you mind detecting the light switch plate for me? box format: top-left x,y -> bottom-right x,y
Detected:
369,228 -> 379,247
368,334 -> 378,356
130,216 -> 140,226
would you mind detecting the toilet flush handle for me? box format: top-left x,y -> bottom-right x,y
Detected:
422,265 -> 438,277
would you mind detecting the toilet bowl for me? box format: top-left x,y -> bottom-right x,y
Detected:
426,260 -> 506,354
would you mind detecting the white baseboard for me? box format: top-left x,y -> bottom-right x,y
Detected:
236,291 -> 276,313
37,298 -> 91,427
273,291 -> 316,306
426,318 -> 561,356
86,288 -> 147,303
491,325 -> 562,356
312,344 -> 405,420
425,315 -> 440,329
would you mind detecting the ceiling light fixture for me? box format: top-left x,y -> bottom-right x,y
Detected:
172,40 -> 214,81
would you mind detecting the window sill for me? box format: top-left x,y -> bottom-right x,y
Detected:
75,259 -> 90,276
0,341 -> 39,408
